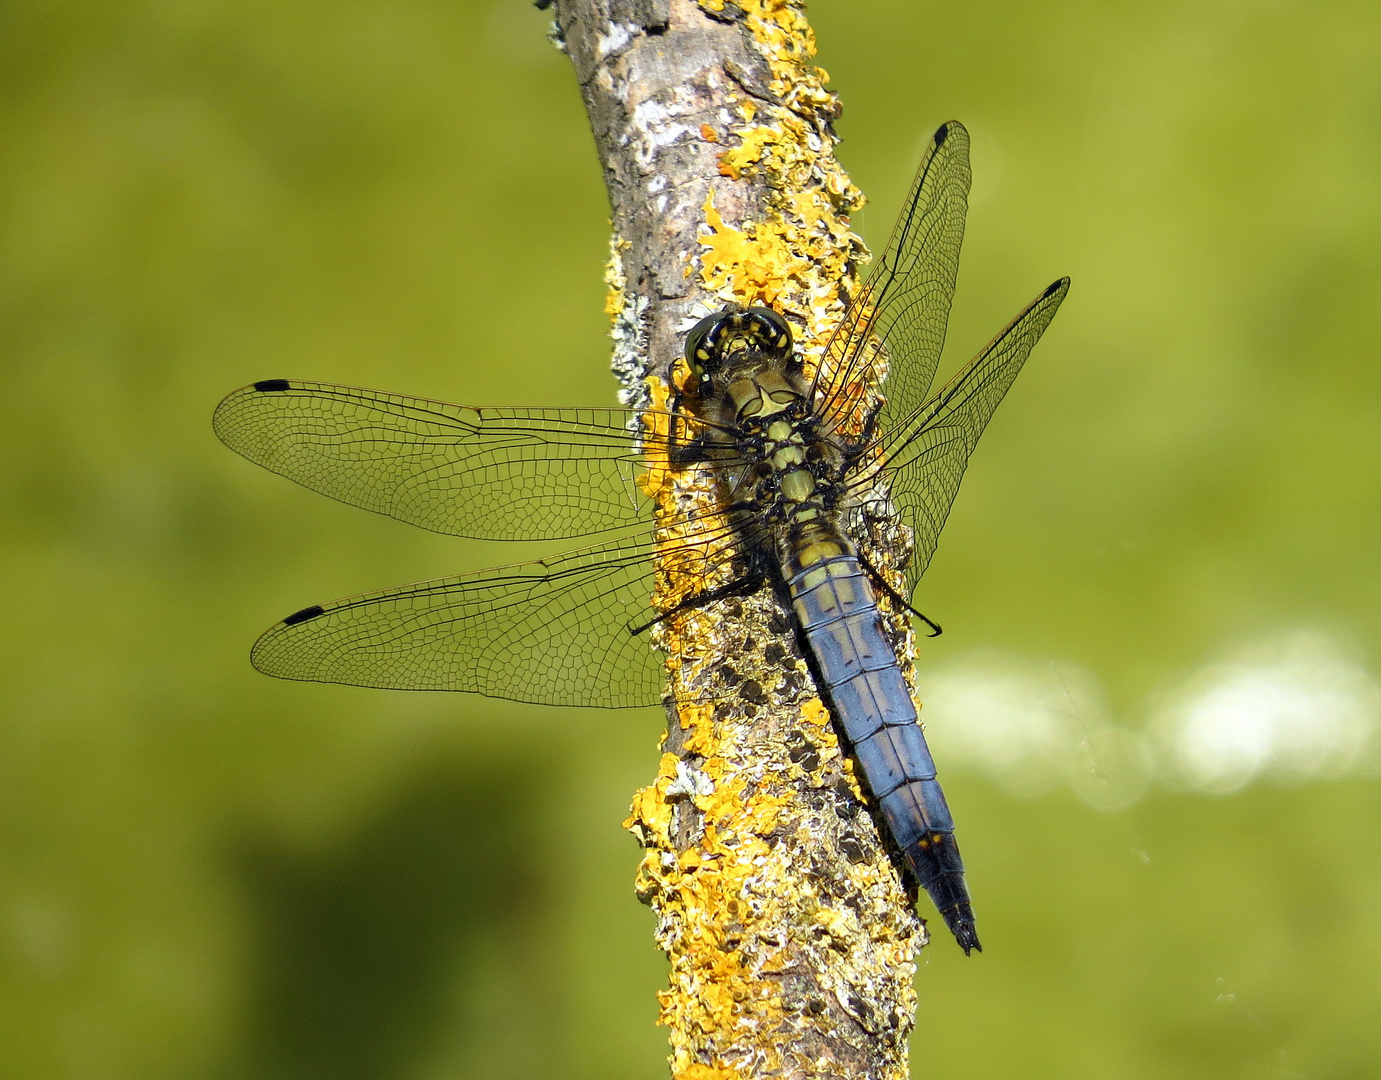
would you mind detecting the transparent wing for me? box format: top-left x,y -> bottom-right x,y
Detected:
249,531 -> 738,708
861,278 -> 1070,595
813,121 -> 971,435
213,380 -> 657,541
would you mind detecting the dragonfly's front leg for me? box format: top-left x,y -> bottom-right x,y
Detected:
665,388 -> 715,469
836,398 -> 883,474
628,570 -> 767,636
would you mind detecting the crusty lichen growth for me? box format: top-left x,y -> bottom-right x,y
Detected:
606,232 -> 652,407
616,2 -> 927,1078
624,684 -> 926,1078
695,1 -> 865,341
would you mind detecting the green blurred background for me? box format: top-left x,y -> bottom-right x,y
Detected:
2,0 -> 1378,1077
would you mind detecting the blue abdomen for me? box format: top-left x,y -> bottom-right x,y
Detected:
787,551 -> 980,953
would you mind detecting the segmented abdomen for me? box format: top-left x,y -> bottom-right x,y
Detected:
787,552 -> 980,953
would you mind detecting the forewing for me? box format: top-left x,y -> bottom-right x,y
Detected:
814,121 -> 971,434
872,278 -> 1070,595
249,534 -> 696,707
214,380 -> 654,541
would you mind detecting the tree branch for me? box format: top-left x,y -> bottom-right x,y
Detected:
553,1 -> 924,1076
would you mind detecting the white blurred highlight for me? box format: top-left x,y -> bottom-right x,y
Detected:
1150,630 -> 1381,794
919,653 -> 1151,810
917,630 -> 1380,808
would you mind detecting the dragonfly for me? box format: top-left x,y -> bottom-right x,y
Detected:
214,121 -> 1068,953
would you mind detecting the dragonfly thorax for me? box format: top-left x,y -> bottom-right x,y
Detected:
718,373 -> 848,533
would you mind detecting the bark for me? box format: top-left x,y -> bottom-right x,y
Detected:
550,2 -> 924,1077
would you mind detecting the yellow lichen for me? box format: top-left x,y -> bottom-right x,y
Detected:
678,701 -> 717,756
625,752 -> 681,847
678,1066 -> 739,1080
697,191 -> 803,308
636,376 -> 676,500
715,125 -> 779,179
692,1 -> 867,382
604,233 -> 629,317
620,4 -> 925,1077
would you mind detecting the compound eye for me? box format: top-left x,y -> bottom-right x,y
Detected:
684,310 -> 730,367
744,306 -> 794,352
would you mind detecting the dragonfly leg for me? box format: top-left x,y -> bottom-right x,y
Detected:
856,550 -> 943,637
833,399 -> 882,472
666,387 -> 726,468
628,572 -> 766,636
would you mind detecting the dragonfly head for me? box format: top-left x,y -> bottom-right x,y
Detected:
683,305 -> 794,383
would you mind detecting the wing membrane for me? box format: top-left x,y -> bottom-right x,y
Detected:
814,121 -> 971,433
222,124 -> 1064,705
250,535 -> 679,707
214,380 -> 655,541
865,278 -> 1070,593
